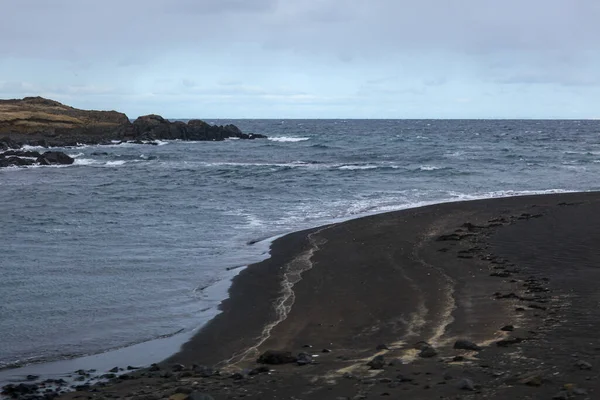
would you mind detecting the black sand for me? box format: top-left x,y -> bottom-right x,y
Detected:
46,192 -> 600,399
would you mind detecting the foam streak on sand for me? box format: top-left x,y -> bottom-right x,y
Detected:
224,226 -> 331,367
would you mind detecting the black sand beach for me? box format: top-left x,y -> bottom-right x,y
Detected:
9,192 -> 600,399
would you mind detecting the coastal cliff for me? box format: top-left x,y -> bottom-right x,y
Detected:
0,96 -> 265,149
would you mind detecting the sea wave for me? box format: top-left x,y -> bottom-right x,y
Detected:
268,137 -> 310,143
338,165 -> 379,170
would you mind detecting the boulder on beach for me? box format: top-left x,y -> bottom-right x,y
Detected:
257,350 -> 297,365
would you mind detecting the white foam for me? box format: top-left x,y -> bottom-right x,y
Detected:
418,165 -> 442,171
106,160 -> 126,166
21,145 -> 45,151
339,165 -> 379,170
268,137 -> 310,143
73,158 -> 98,166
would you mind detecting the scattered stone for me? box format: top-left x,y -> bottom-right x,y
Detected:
257,350 -> 297,365
413,341 -> 432,350
500,325 -> 515,331
322,348 -> 332,353
149,363 -> 161,372
575,360 -> 592,370
376,344 -> 389,350
453,339 -> 481,351
230,372 -> 245,380
192,365 -> 216,377
25,374 -> 39,381
367,355 -> 385,369
518,372 -> 544,387
419,346 -> 438,358
457,378 -> 476,391
248,366 -> 270,375
109,367 -> 119,373
296,352 -> 313,366
172,364 -> 186,372
452,356 -> 465,362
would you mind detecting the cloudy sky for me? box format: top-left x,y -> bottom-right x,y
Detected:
1,0 -> 599,118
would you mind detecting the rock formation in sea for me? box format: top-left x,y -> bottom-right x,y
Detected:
0,96 -> 266,149
0,96 -> 266,168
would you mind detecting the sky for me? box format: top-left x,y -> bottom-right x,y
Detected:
1,0 -> 599,119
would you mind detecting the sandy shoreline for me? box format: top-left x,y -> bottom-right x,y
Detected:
6,191 -> 600,399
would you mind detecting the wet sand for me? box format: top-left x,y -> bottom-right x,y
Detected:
21,192 -> 600,399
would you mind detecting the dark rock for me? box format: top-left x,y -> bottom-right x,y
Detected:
575,360 -> 592,370
2,383 -> 39,396
322,348 -> 332,353
248,366 -> 270,375
396,374 -> 413,382
257,350 -> 297,365
26,374 -> 39,381
552,391 -> 570,400
149,363 -> 160,371
109,367 -> 119,373
2,150 -> 41,157
171,363 -> 185,372
457,378 -> 476,391
101,373 -> 117,379
453,339 -> 481,351
500,325 -> 515,331
419,346 -> 438,358
192,365 -> 216,377
367,355 -> 385,369
127,365 -> 140,370
376,344 -> 389,350
452,356 -> 465,362
296,352 -> 313,366
230,372 -> 245,380
0,155 -> 36,167
37,151 -> 74,165
518,372 -> 544,386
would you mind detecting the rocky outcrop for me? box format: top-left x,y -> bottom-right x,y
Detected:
132,114 -> 266,141
0,97 -> 266,148
0,97 -> 131,147
0,149 -> 74,168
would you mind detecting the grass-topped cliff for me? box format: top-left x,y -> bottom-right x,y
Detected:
0,97 -> 265,148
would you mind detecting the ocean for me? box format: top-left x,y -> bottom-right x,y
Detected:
1,119 -> 599,373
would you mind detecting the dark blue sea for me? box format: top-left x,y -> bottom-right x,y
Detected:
1,119 -> 600,375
